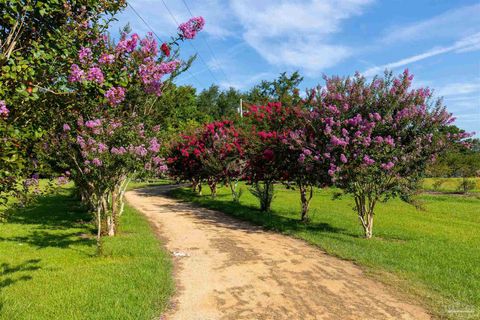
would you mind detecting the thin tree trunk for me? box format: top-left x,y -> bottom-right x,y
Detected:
229,180 -> 240,202
299,183 -> 313,222
109,190 -> 117,236
96,200 -> 103,255
208,180 -> 217,198
355,193 -> 376,239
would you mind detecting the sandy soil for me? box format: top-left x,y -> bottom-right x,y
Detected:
125,185 -> 431,320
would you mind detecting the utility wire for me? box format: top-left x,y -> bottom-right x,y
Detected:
129,3 -> 164,43
180,0 -> 232,85
160,0 -> 220,85
127,2 -> 204,88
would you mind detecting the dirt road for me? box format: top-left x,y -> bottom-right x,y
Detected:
125,185 -> 430,320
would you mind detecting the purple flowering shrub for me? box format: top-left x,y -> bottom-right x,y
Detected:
42,17 -> 204,244
307,70 -> 471,238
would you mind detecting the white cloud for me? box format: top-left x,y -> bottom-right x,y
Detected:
218,71 -> 276,90
436,81 -> 480,97
363,32 -> 480,77
230,0 -> 373,75
381,4 -> 480,44
111,0 -> 233,39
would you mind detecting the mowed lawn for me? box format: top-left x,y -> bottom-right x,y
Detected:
171,182 -> 480,318
422,177 -> 480,193
0,188 -> 172,320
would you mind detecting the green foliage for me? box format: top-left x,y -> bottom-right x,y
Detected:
171,182 -> 480,318
428,138 -> 480,178
0,0 -> 126,199
246,71 -> 303,105
457,178 -> 477,194
249,181 -> 275,212
0,187 -> 173,319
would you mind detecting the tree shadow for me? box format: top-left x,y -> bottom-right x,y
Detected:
4,192 -> 95,250
0,259 -> 41,288
0,259 -> 42,313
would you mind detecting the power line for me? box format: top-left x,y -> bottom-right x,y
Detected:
180,0 -> 232,85
128,3 -> 164,43
160,0 -> 220,85
127,2 -> 204,88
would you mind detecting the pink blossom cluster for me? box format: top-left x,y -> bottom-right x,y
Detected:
116,33 -> 140,54
105,87 -> 126,106
0,100 -> 9,118
178,16 -> 205,39
78,46 -> 92,64
111,146 -> 127,155
69,64 -> 85,82
87,67 -> 104,83
139,33 -> 158,56
85,119 -> 102,128
99,53 -> 115,65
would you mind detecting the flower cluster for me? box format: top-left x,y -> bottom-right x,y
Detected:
178,16 -> 205,39
0,100 -> 9,118
105,87 -> 126,106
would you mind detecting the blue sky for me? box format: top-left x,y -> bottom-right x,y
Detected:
110,0 -> 480,135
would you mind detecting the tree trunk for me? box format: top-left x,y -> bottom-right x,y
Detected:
229,180 -> 240,203
364,212 -> 374,239
355,194 -> 376,239
110,189 -> 117,236
96,200 -> 103,255
299,184 -> 313,222
208,180 -> 217,198
198,183 -> 203,195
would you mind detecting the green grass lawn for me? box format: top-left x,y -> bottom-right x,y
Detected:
171,182 -> 480,318
0,187 -> 173,320
422,177 -> 480,193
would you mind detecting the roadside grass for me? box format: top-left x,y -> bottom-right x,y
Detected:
170,182 -> 480,318
422,177 -> 480,193
0,187 -> 173,320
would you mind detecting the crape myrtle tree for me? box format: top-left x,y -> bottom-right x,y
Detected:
40,16 -> 205,248
197,120 -> 245,200
0,0 -> 126,204
167,130 -> 205,193
243,101 -> 332,218
242,102 -> 304,212
308,70 -> 471,238
167,120 -> 245,201
277,114 -> 332,221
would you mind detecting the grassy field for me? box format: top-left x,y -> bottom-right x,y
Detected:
171,182 -> 480,318
422,177 -> 480,193
0,187 -> 173,320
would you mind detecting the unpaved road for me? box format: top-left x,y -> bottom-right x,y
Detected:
126,185 -> 430,320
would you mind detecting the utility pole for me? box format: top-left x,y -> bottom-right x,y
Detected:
239,98 -> 243,117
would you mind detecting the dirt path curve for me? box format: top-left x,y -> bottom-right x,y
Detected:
126,185 -> 431,320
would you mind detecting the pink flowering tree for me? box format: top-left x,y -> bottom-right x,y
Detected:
243,102 -> 302,212
243,102 -> 331,218
308,70 -> 471,238
196,120 -> 245,200
167,121 -> 245,201
41,17 -> 204,248
167,132 -> 205,193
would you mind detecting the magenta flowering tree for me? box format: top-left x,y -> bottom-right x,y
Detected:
277,121 -> 332,221
167,132 -> 205,193
243,102 -> 303,212
196,120 -> 245,199
308,70 -> 470,238
40,17 -> 205,248
167,120 -> 245,200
